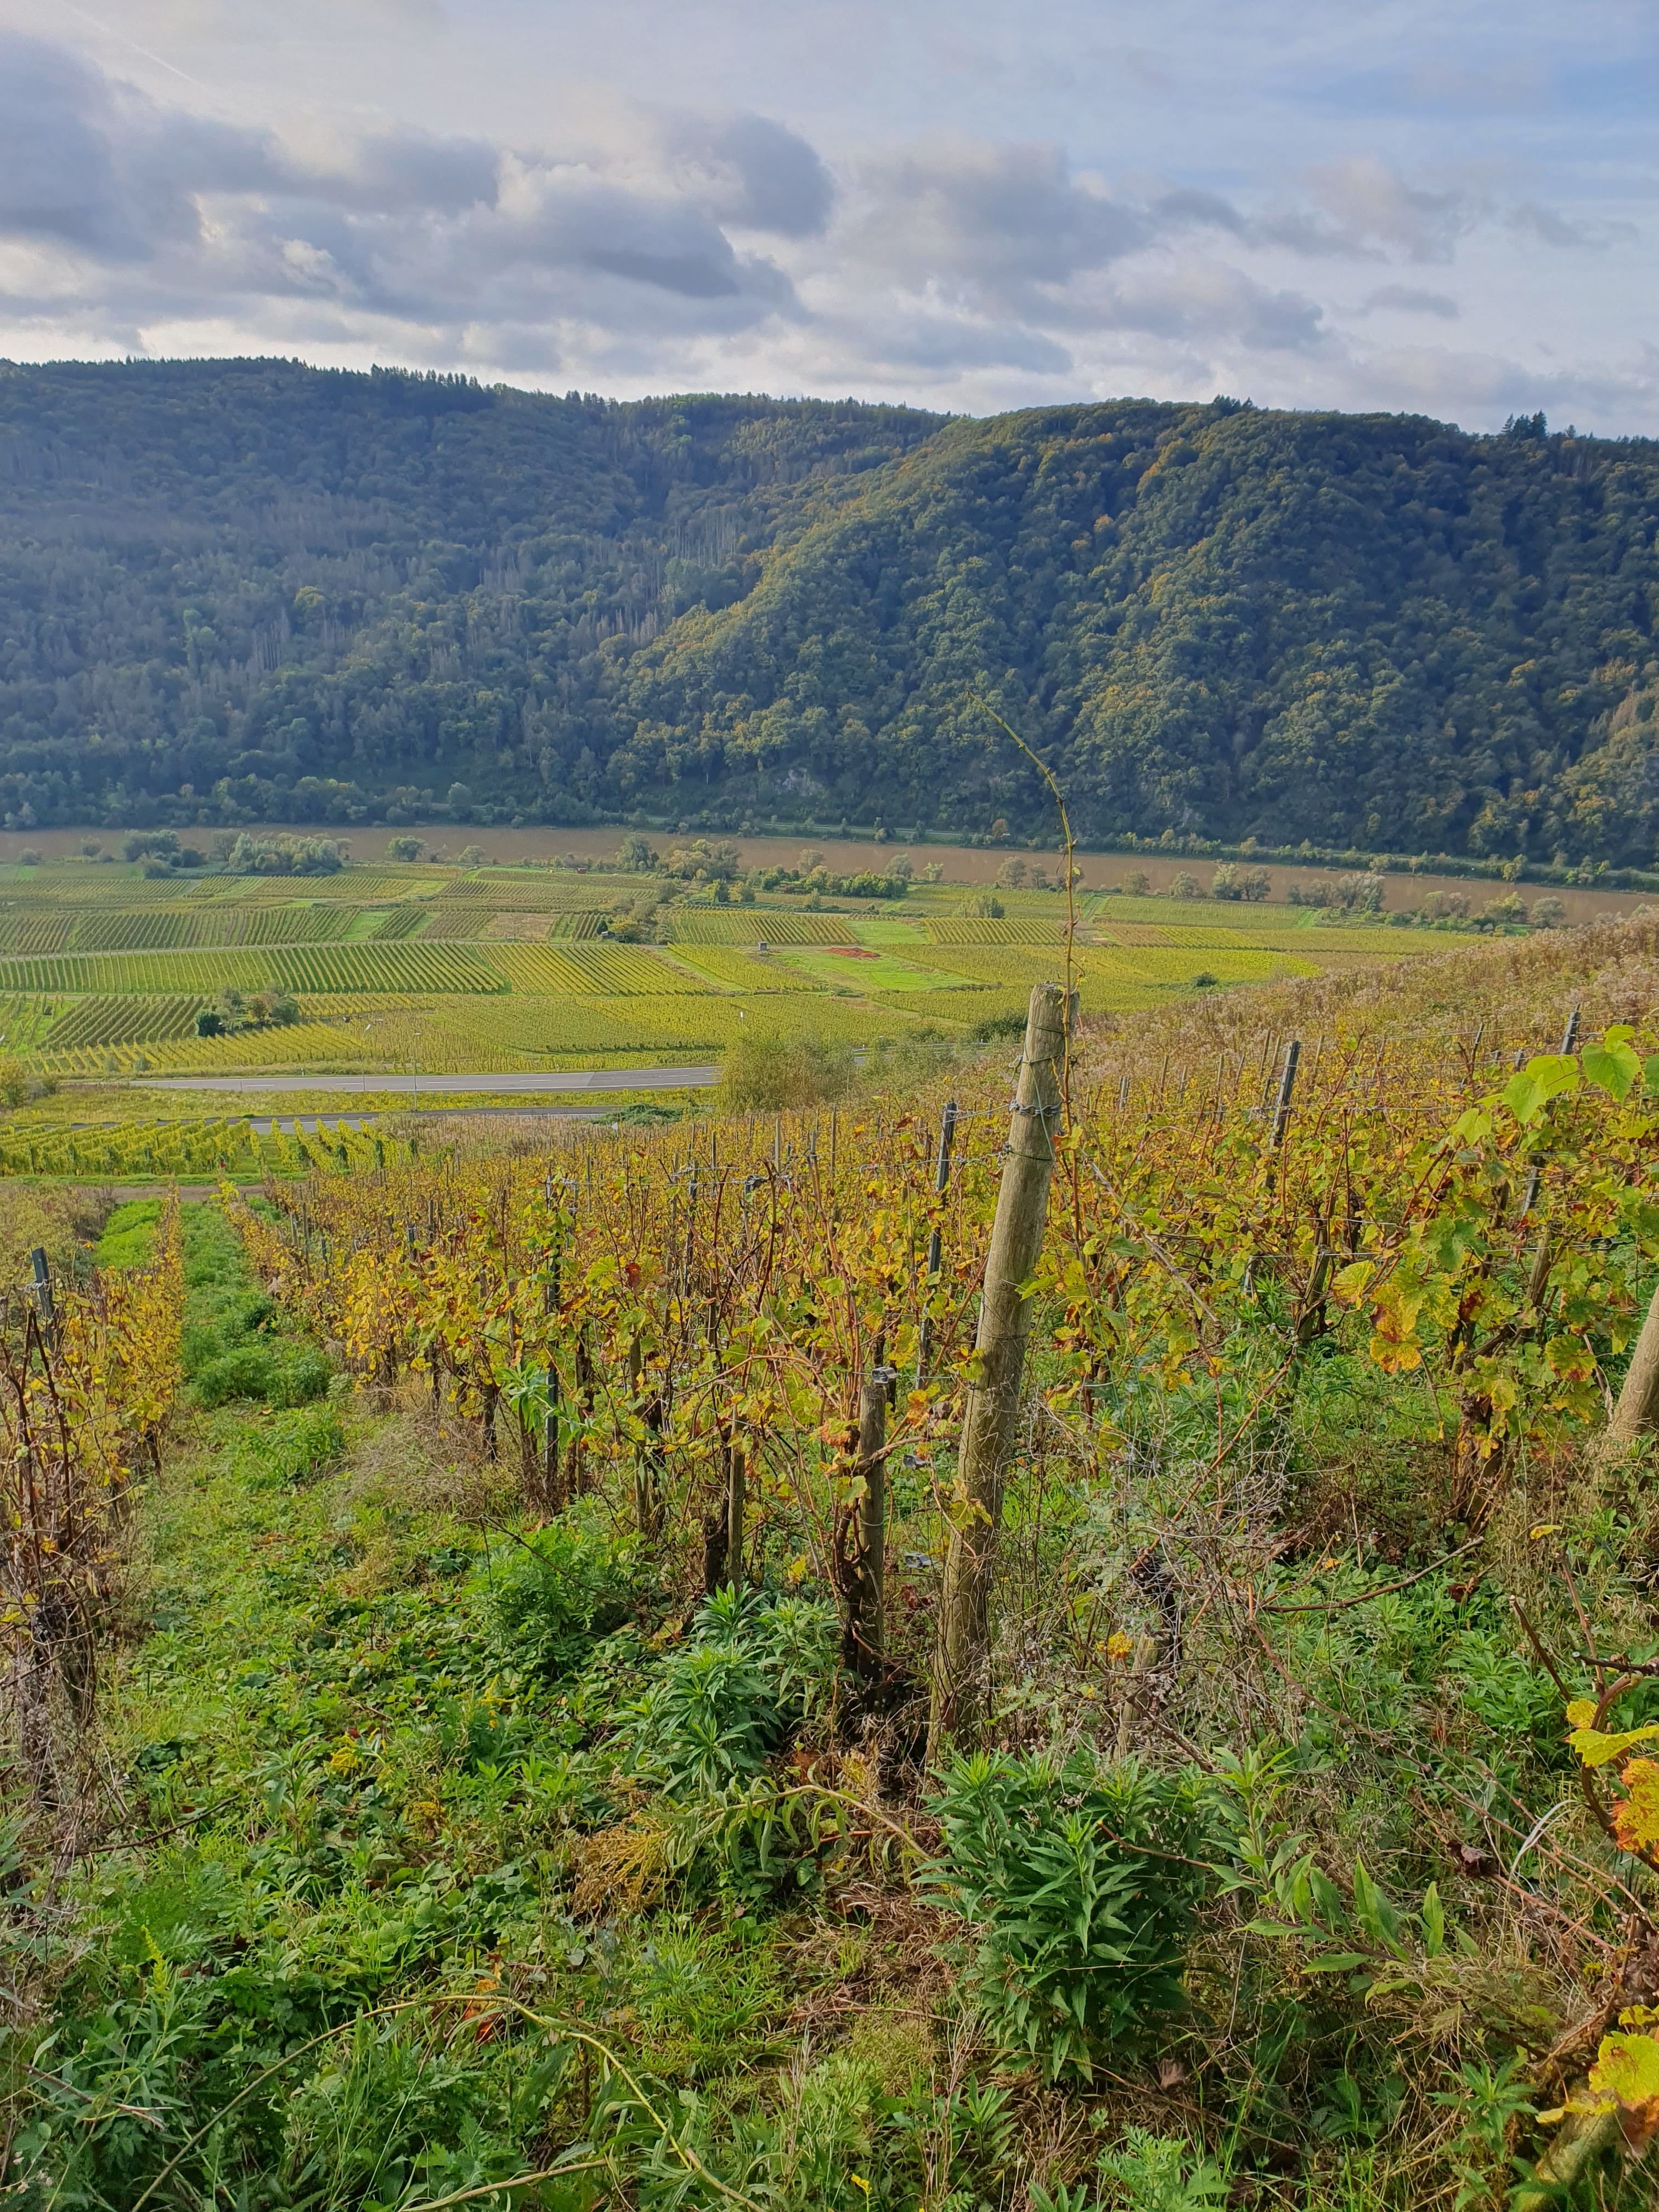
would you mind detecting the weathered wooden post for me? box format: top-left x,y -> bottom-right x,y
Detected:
856,1364 -> 889,1673
915,1099 -> 958,1384
725,1437 -> 746,1589
839,1352 -> 891,1680
29,1247 -> 54,1350
1606,1283 -> 1659,1451
928,983 -> 1073,1757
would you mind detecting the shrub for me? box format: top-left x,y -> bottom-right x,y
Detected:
1421,889 -> 1470,922
191,1341 -> 330,1409
491,1516 -> 638,1680
1531,894 -> 1567,929
1479,890 -> 1528,929
926,1751 -> 1212,2080
719,1033 -> 854,1111
1171,872 -> 1198,899
1334,871 -> 1385,912
630,1590 -> 838,1796
262,1403 -> 345,1483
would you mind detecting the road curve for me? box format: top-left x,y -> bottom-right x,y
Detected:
134,1066 -> 720,1096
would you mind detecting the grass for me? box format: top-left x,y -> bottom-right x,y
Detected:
177,1201 -> 331,1408
777,945 -> 977,992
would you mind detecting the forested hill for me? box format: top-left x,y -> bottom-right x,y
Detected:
2,360 -> 1658,864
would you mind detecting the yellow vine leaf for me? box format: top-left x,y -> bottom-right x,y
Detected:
1612,1760 -> 1659,1854
1565,1706 -> 1659,1768
1585,2029 -> 1659,2149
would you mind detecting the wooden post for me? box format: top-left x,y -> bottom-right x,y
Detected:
1271,1038 -> 1301,1148
857,1367 -> 888,1674
840,1352 -> 891,1679
915,1099 -> 957,1384
1606,1276 -> 1659,1450
725,1438 -> 746,1589
929,983 -> 1074,1757
29,1247 -> 54,1350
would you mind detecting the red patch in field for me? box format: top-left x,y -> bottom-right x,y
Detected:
827,945 -> 881,959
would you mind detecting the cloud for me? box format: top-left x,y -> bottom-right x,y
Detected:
0,30 -> 809,353
0,30 -> 290,260
2,22 -> 1656,433
1298,156 -> 1479,263
661,112 -> 834,238
845,139 -> 1148,314
1358,284 -> 1460,319
1095,263 -> 1325,353
1505,201 -> 1632,250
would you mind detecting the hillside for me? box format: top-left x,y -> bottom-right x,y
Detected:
2,363 -> 1658,863
11,918 -> 1659,2207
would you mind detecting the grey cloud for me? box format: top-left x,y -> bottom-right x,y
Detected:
1097,264 -> 1325,353
1153,188 -> 1250,236
663,112 -> 834,238
323,132 -> 501,216
0,30 -> 289,259
1359,284 -> 1460,318
1505,201 -> 1632,250
0,32 -> 805,347
848,139 -> 1148,314
844,312 -> 1073,375
584,248 -> 742,300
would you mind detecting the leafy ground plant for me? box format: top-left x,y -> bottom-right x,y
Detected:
926,1750 -> 1214,2081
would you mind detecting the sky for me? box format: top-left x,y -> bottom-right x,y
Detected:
1,0 -> 1656,431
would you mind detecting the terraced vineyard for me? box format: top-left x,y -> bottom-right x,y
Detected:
0,850 -> 1465,1086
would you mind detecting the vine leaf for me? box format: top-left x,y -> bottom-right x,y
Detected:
1611,1759 -> 1659,1854
1565,1699 -> 1659,1769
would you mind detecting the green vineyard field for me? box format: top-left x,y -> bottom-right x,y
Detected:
664,911 -> 867,944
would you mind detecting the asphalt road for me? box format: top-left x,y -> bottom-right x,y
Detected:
137,1066 -> 720,1096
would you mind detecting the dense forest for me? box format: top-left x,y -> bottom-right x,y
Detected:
2,360 -> 1657,863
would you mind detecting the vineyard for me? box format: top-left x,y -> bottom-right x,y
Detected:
5,913 -> 1659,2208
0,853 -> 1472,1086
0,1114 -> 395,1181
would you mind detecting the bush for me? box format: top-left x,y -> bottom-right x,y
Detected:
191,1341 -> 330,1409
1335,871 -> 1385,912
492,1516 -> 639,1680
1479,890 -> 1528,929
262,1403 -> 345,1483
1171,872 -> 1198,898
225,833 -> 345,876
719,1034 -> 855,1111
630,1590 -> 838,1796
926,1751 -> 1212,2080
